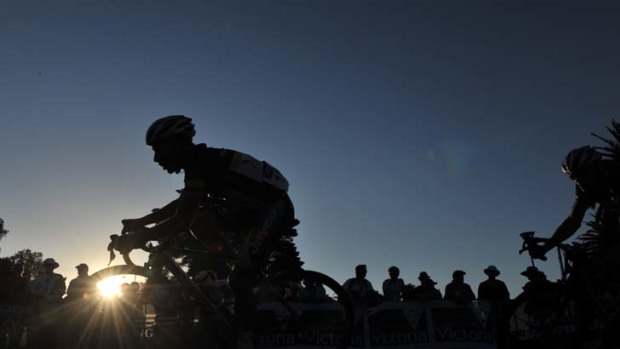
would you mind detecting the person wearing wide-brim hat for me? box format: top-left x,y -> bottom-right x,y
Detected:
478,265 -> 510,303
418,271 -> 437,284
42,258 -> 60,269
520,266 -> 554,295
29,257 -> 67,348
412,271 -> 442,301
32,258 -> 66,301
520,266 -> 544,279
479,266 -> 511,348
484,265 -> 501,277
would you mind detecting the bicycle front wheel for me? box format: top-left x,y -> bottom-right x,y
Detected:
504,290 -> 577,349
286,269 -> 354,349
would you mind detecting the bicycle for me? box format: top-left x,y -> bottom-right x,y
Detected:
103,220 -> 355,349
503,231 -> 620,349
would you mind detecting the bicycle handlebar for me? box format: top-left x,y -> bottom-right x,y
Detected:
519,231 -> 548,261
108,232 -> 169,267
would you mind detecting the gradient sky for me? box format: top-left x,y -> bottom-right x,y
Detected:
1,0 -> 619,297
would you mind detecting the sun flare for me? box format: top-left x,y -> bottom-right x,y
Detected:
97,277 -> 123,298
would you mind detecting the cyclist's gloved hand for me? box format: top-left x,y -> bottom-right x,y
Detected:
528,244 -> 548,261
116,233 -> 146,253
121,218 -> 146,235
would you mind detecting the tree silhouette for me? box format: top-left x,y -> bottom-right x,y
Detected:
402,283 -> 417,301
0,218 -> 8,252
10,249 -> 43,280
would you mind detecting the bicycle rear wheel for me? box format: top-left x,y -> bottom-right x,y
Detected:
254,269 -> 354,349
300,269 -> 355,348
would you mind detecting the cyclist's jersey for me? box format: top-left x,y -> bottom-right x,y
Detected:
573,161 -> 620,261
574,161 -> 620,220
183,144 -> 288,205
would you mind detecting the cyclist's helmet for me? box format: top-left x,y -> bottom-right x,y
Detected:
146,115 -> 196,146
561,146 -> 602,178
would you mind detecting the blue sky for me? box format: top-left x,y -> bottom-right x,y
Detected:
1,0 -> 619,296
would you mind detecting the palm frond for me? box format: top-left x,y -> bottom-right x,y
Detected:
592,119 -> 620,161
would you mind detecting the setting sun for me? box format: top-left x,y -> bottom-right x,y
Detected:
96,275 -> 145,298
97,277 -> 123,298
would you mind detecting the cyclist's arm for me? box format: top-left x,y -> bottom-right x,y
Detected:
141,189 -> 203,241
545,196 -> 590,251
135,198 -> 181,225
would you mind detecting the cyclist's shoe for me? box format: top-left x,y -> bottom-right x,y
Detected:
236,330 -> 255,349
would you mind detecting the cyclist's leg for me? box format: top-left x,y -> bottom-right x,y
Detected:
229,195 -> 294,331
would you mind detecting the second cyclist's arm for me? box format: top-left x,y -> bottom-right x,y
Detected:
141,190 -> 203,241
545,196 -> 590,251
136,198 -> 181,225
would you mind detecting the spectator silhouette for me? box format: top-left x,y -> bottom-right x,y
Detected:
382,266 -> 405,302
120,282 -> 130,298
444,270 -> 475,304
298,278 -> 329,302
520,266 -> 556,314
65,263 -> 97,348
478,265 -> 510,349
12,263 -> 30,297
66,263 -> 96,302
521,266 -> 554,293
477,265 -> 510,304
31,258 -> 66,303
127,281 -> 141,310
30,258 -> 66,348
411,272 -> 442,301
343,264 -> 375,307
0,259 -> 16,300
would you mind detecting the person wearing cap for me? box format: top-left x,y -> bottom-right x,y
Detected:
412,271 -> 442,301
478,265 -> 510,304
66,263 -> 96,302
343,264 -> 375,307
382,266 -> 405,302
65,263 -> 97,348
31,258 -> 66,302
444,270 -> 475,304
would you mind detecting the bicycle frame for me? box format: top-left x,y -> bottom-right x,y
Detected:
126,241 -> 235,327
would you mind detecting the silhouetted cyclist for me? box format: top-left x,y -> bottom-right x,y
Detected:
114,115 -> 294,349
526,144 -> 620,345
528,145 -> 620,263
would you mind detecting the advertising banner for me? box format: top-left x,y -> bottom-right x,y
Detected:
256,301 -> 496,349
0,298 -> 34,347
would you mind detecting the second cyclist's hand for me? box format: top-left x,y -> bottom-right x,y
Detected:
121,218 -> 146,235
528,244 -> 548,261
115,231 -> 149,253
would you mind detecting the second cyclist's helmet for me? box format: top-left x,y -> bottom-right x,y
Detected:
146,115 -> 196,146
561,146 -> 602,178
